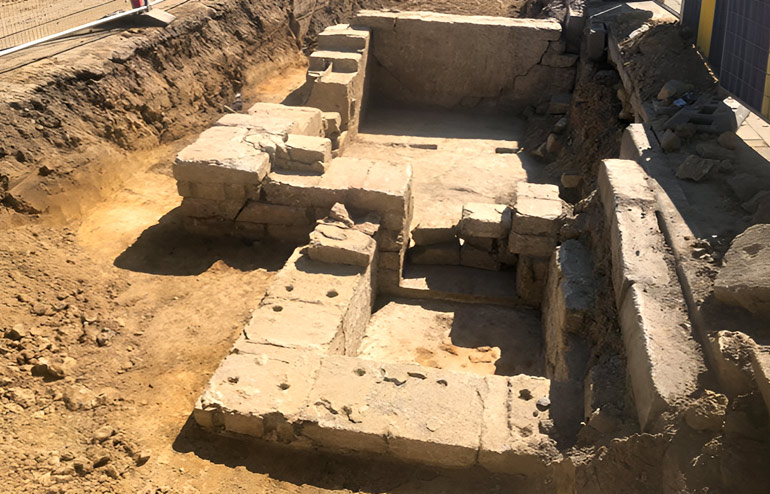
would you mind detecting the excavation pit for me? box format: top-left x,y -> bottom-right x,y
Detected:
180,10 -> 596,474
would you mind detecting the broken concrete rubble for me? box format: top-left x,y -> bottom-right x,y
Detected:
714,224 -> 770,315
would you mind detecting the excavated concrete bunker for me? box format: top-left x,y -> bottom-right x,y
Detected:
175,9 -> 707,479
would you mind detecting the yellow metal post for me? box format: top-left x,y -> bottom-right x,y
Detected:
697,0 -> 717,58
763,53 -> 770,118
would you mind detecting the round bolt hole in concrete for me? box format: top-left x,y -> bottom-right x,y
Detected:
272,305 -> 283,312
326,289 -> 339,298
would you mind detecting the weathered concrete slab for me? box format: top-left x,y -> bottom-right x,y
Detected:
460,244 -> 501,271
478,375 -> 560,475
714,224 -> 770,315
247,102 -> 324,137
275,134 -> 332,173
619,283 -> 704,431
242,242 -> 375,355
508,231 -> 557,257
193,344 -> 322,440
173,126 -> 271,185
178,197 -> 243,221
597,158 -> 657,222
308,223 -> 377,267
214,113 -> 293,139
515,182 -> 560,201
598,159 -> 706,430
411,206 -> 461,246
512,196 -> 563,236
598,159 -> 669,306
458,203 -> 512,239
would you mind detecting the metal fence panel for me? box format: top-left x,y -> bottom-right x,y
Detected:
0,0 -> 134,50
682,0 -> 770,118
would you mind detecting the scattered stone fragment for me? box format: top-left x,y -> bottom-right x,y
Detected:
657,80 -> 693,100
553,116 -> 568,134
676,155 -> 718,182
714,224 -> 770,315
728,173 -> 764,202
92,426 -> 115,443
717,131 -> 740,150
545,133 -> 561,154
32,356 -> 77,380
548,93 -> 572,114
4,323 -> 27,341
7,387 -> 36,408
685,391 -> 728,431
696,141 -> 733,161
328,203 -> 354,227
536,397 -> 551,411
660,129 -> 681,153
96,329 -> 114,347
308,223 -> 376,267
135,451 -> 151,466
674,122 -> 696,139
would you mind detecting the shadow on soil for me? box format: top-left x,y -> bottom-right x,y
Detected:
113,208 -> 294,276
172,415 -> 545,493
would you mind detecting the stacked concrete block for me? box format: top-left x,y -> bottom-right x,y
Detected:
598,159 -> 706,431
173,126 -> 271,235
234,201 -> 314,243
246,226 -> 376,356
507,183 -> 565,306
259,157 -> 412,289
408,207 -> 461,266
306,24 -> 370,140
455,203 -> 513,271
274,134 -> 333,173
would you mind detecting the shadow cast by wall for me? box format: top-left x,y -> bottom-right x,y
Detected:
114,207 -> 293,276
171,415 -> 530,493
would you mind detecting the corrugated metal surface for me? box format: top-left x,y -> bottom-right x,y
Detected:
682,0 -> 770,118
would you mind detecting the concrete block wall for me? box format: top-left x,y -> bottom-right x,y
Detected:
354,10 -> 576,110
194,341 -> 562,473
192,204 -> 564,474
306,24 -> 371,142
407,182 -> 567,307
